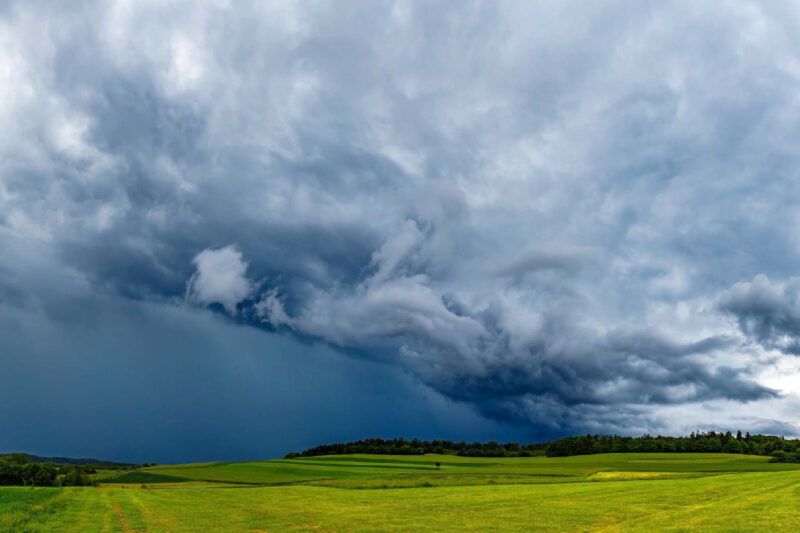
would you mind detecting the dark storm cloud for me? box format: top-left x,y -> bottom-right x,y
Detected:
0,233 -> 525,462
2,0 -> 800,445
243,219 -> 776,429
719,275 -> 800,355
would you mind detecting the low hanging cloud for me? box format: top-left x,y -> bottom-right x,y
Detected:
242,223 -> 775,429
187,246 -> 252,314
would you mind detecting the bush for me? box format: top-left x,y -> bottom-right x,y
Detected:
769,450 -> 800,463
62,467 -> 91,486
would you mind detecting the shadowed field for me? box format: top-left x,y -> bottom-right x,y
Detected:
4,453 -> 800,532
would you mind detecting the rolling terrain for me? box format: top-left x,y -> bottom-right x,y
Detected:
4,453 -> 800,532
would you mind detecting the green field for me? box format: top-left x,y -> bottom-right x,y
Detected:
4,453 -> 800,532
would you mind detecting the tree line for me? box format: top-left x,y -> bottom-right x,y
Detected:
0,453 -> 124,486
543,431 -> 800,462
285,438 -> 547,458
285,432 -> 800,462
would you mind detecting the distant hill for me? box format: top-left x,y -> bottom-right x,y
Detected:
0,452 -> 136,467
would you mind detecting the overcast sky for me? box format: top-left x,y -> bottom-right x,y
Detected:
3,0 -> 800,463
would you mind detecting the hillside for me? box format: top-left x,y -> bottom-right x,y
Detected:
0,453 -> 135,467
5,453 -> 800,531
102,452 -> 800,488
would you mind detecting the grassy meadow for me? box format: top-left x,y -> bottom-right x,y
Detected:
4,453 -> 800,532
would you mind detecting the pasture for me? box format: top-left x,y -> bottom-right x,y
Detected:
4,453 -> 800,532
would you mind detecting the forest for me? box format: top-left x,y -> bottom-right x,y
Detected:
287,432 -> 800,462
285,438 -> 547,458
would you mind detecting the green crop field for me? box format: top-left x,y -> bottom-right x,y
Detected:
4,453 -> 800,532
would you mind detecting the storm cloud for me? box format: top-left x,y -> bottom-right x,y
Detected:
3,0 -> 800,457
719,275 -> 800,355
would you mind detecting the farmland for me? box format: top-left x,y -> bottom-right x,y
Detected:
4,453 -> 800,532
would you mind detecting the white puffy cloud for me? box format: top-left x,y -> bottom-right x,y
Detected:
187,246 -> 252,314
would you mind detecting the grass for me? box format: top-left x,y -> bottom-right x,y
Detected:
132,452 -> 799,485
98,471 -> 191,484
88,469 -> 126,482
3,453 -> 800,531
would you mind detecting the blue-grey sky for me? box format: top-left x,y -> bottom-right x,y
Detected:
3,0 -> 800,463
